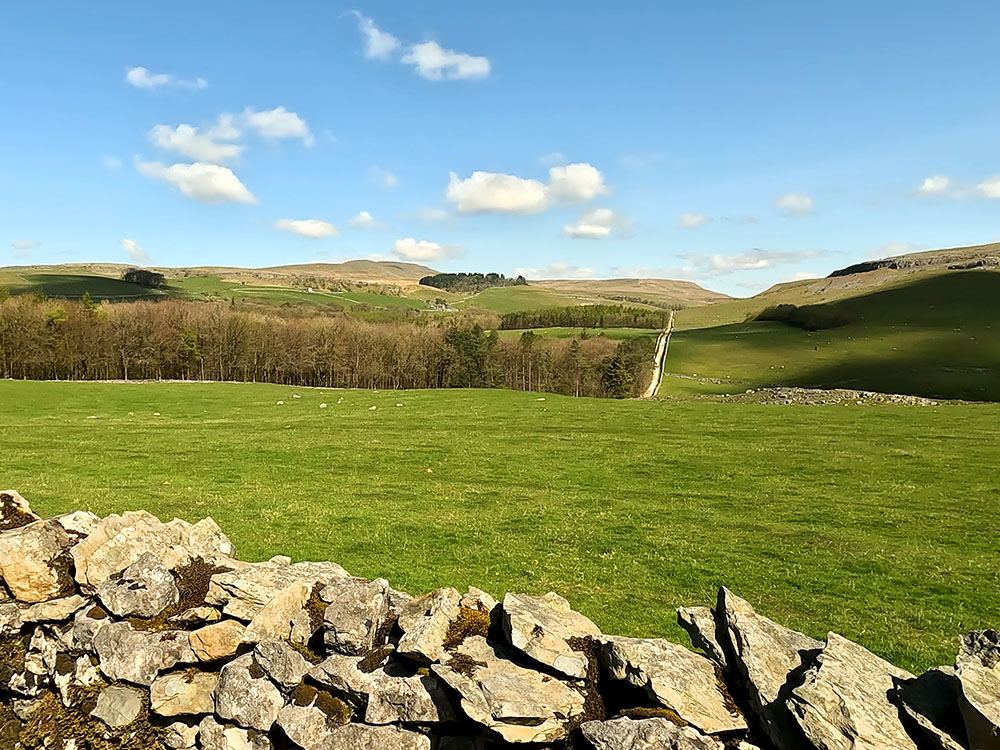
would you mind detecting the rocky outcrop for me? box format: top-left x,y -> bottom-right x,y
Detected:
0,493 -> 993,750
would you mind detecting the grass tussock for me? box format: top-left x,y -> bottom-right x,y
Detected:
443,606 -> 491,651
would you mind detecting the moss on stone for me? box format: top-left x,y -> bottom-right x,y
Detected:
290,639 -> 324,665
565,636 -> 607,734
128,557 -> 230,632
447,653 -> 486,679
443,606 -> 491,651
616,706 -> 690,726
19,689 -> 166,750
357,644 -> 394,674
290,683 -> 353,726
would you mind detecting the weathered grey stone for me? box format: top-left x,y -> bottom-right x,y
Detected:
206,558 -> 347,622
320,576 -> 391,655
276,702 -> 336,749
170,605 -> 222,627
54,653 -> 103,706
787,632 -> 918,750
72,510 -> 235,588
214,653 -> 283,731
397,586 -> 462,663
678,605 -> 728,670
0,520 -> 74,602
51,510 -> 102,538
242,580 -> 314,644
20,594 -> 87,623
189,619 -> 247,661
254,640 -> 312,690
72,605 -> 109,651
717,587 -> 821,750
162,719 -> 200,749
91,685 -> 144,728
897,667 -> 968,750
199,715 -> 273,750
502,591 -> 601,678
461,586 -> 498,613
433,635 -> 584,743
150,669 -> 219,716
598,635 -> 746,734
0,490 -> 40,531
96,551 -> 180,618
309,653 -> 456,724
956,632 -> 1000,750
0,602 -> 21,636
93,621 -> 196,686
581,717 -> 725,749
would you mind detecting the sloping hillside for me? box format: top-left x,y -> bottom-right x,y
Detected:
533,277 -> 730,307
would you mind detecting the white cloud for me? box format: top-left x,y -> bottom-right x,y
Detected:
149,118 -> 244,164
446,171 -> 548,214
445,162 -> 608,214
916,175 -> 951,195
419,207 -> 450,221
787,271 -> 821,281
402,41 -> 490,80
348,211 -> 378,229
391,237 -> 463,262
11,240 -> 38,250
547,163 -> 609,202
274,219 -> 339,238
563,208 -> 628,239
242,107 -> 313,145
775,192 -> 814,217
515,263 -> 596,280
350,11 -> 400,59
368,167 -> 398,190
121,238 -> 149,262
679,212 -> 710,228
103,156 -> 123,171
538,152 -> 567,167
136,160 -> 257,204
978,176 -> 1000,199
684,249 -> 824,275
126,66 -> 206,90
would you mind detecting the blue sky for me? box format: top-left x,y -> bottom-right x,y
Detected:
1,1 -> 998,296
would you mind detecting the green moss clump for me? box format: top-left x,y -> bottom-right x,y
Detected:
564,636 -> 607,734
357,644 -> 394,674
129,557 -> 230,632
443,606 -> 491,651
290,683 -> 353,726
306,584 -> 328,633
290,640 -> 324,665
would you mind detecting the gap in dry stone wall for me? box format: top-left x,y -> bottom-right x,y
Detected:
0,489 -> 992,750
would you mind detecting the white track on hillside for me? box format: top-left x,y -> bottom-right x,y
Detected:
640,310 -> 674,399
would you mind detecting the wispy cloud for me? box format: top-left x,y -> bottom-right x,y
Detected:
11,240 -> 39,250
515,262 -> 596,280
126,66 -> 207,90
916,175 -> 951,195
121,238 -> 149,262
775,192 -> 814,217
678,212 -> 710,229
563,208 -> 630,239
391,237 -> 463,262
274,219 -> 339,238
349,11 -> 400,59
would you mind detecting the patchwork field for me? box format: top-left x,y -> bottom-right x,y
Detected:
2,380 -> 998,673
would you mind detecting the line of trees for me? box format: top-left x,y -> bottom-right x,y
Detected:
500,304 -> 671,330
419,272 -> 528,293
0,295 -> 655,398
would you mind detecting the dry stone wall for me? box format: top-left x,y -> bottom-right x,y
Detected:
0,488 -> 994,750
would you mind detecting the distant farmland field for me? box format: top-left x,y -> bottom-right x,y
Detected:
3,380 -> 998,672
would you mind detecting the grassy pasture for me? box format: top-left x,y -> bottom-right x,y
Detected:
2,380 -> 998,672
496,327 -> 661,341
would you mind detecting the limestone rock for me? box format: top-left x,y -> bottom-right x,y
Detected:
20,594 -> 87,623
598,635 -> 746,734
678,605 -> 728,670
72,605 -> 110,651
897,667 -> 968,750
309,653 -> 456,724
206,558 -> 347,622
242,580 -> 314,644
320,724 -> 431,750
150,669 -> 219,716
53,653 -> 102,708
502,591 -> 601,678
320,576 -> 391,655
0,602 -> 21,636
214,653 -> 283,731
787,632 -> 918,750
162,720 -> 200,749
91,685 -> 144,728
398,586 -> 462,663
433,635 -> 585,743
717,587 -> 821,750
956,631 -> 1000,750
0,520 -> 74,602
72,510 -> 235,588
51,510 -> 102,539
96,551 -> 180,618
199,715 -> 273,750
276,702 -> 336,749
461,586 -> 498,613
93,621 -> 196,686
190,619 -> 247,661
170,605 -> 222,627
581,717 -> 725,749
254,640 -> 312,690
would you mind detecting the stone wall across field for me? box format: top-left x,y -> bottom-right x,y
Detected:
0,488 -> 993,750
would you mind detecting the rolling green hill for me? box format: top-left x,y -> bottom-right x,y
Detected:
665,270 -> 1000,400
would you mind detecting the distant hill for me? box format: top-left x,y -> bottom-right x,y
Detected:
534,277 -> 730,308
829,242 -> 1000,277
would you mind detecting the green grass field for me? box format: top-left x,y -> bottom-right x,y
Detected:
496,327 -> 660,341
666,271 -> 1000,401
2,380 -> 998,672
